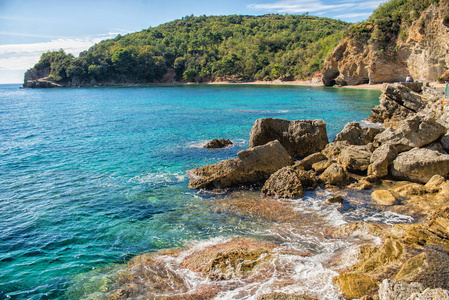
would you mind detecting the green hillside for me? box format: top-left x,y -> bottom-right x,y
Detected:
26,14 -> 349,85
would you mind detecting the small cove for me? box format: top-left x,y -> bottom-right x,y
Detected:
0,84 -> 414,299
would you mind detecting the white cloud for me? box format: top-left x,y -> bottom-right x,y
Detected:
248,0 -> 384,16
0,32 -> 122,71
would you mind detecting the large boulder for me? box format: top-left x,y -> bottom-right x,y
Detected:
391,148 -> 449,184
249,118 -> 328,159
261,167 -> 316,199
338,144 -> 374,172
368,83 -> 427,123
374,114 -> 446,153
367,144 -> 398,178
334,122 -> 383,145
188,140 -> 293,189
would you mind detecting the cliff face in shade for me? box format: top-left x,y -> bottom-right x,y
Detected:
323,1 -> 449,86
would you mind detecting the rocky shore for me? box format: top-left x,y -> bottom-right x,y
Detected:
96,82 -> 449,299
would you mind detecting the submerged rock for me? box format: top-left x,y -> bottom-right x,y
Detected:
371,190 -> 398,206
188,140 -> 293,189
249,118 -> 328,159
204,138 -> 233,149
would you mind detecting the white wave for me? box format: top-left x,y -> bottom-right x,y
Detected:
358,119 -> 385,129
365,210 -> 414,226
130,171 -> 186,185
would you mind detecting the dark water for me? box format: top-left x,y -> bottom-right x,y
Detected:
1,84 -> 399,299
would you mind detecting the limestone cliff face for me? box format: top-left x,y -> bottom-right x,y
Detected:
323,1 -> 449,86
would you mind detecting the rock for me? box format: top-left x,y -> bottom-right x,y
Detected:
391,148 -> 449,184
349,179 -> 373,190
374,114 -> 446,152
249,118 -> 328,159
371,190 -> 398,205
204,138 -> 233,149
338,144 -> 374,172
322,141 -> 351,160
368,83 -> 427,123
368,144 -> 398,178
408,287 -> 449,300
425,175 -> 446,193
261,166 -> 305,199
392,183 -> 426,197
440,135 -> 449,152
312,159 -> 331,173
333,273 -> 379,299
188,140 -> 293,189
293,153 -> 327,171
335,122 -> 383,145
258,293 -> 317,300
319,163 -> 349,186
328,195 -> 344,204
378,279 -> 424,300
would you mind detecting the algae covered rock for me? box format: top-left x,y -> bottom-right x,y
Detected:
249,118 -> 328,159
333,273 -> 379,299
188,140 -> 293,189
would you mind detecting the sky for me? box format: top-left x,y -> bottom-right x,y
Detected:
0,0 -> 384,84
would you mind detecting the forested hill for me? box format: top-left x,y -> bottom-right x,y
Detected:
23,14 -> 350,87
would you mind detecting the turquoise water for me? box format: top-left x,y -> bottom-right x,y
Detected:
0,84 -> 381,299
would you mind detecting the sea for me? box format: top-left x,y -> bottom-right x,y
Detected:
0,83 -> 414,299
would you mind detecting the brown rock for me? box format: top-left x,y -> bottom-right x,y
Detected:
319,163 -> 349,186
188,140 -> 293,189
333,273 -> 379,299
338,144 -> 374,172
371,190 -> 398,205
335,122 -> 383,145
312,159 -> 331,173
391,148 -> 449,184
367,144 -> 398,178
328,195 -> 344,204
249,118 -> 328,159
261,166 -> 305,199
322,141 -> 351,160
293,152 -> 327,171
204,138 -> 233,149
373,114 -> 446,153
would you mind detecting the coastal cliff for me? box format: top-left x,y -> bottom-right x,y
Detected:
322,0 -> 449,86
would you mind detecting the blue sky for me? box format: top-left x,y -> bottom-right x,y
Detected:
0,0 -> 384,84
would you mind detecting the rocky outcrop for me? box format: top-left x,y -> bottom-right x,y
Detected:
368,83 -> 427,123
188,140 -> 293,189
323,2 -> 449,86
373,114 -> 446,152
249,118 -> 328,159
204,139 -> 233,149
391,148 -> 449,183
334,122 -> 383,145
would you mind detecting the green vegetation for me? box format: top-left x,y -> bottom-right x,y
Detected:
28,14 -> 349,84
346,0 -> 438,50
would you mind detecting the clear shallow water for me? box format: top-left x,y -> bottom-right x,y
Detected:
0,83 -> 390,299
